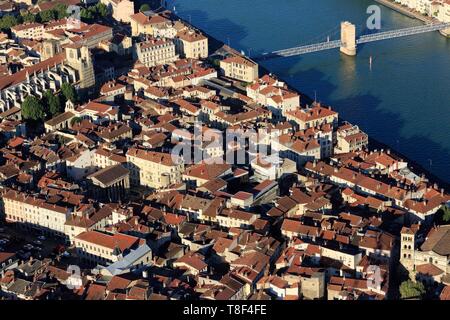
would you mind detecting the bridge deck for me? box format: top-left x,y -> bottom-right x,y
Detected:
254,22 -> 450,60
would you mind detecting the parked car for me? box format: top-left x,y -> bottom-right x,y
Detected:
37,235 -> 46,241
23,244 -> 34,251
33,240 -> 42,246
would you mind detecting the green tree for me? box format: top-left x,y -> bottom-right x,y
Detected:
0,15 -> 20,31
43,90 -> 62,117
70,116 -> 82,126
61,83 -> 77,103
21,96 -> 45,121
140,4 -> 151,12
80,8 -> 94,22
54,3 -> 69,19
96,3 -> 109,17
440,205 -> 450,222
39,10 -> 56,23
399,280 -> 425,299
22,12 -> 36,23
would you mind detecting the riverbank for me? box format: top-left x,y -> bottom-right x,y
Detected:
374,0 -> 450,36
373,0 -> 435,23
162,7 -> 449,191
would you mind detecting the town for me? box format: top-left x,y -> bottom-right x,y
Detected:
0,0 -> 449,301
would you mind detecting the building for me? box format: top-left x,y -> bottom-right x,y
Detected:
11,23 -> 44,41
285,104 -> 338,131
126,148 -> 184,189
135,37 -> 178,67
100,0 -> 134,23
175,30 -> 208,59
74,230 -> 146,266
219,55 -> 259,83
400,225 -> 450,283
1,189 -> 73,238
64,44 -> 96,92
87,164 -> 130,202
130,12 -> 170,37
335,123 -> 369,154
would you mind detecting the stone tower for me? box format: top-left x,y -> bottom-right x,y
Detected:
340,21 -> 357,56
400,225 -> 419,272
41,40 -> 62,60
64,44 -> 95,92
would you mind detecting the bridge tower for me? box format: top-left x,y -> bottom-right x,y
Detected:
340,21 -> 357,56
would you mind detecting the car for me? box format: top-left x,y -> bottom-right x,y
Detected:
23,244 -> 34,251
0,239 -> 7,245
37,236 -> 46,241
33,240 -> 42,246
0,227 -> 5,233
61,251 -> 71,257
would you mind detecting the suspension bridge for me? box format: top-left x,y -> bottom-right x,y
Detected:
253,21 -> 450,60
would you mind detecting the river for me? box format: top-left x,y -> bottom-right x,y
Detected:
166,0 -> 450,183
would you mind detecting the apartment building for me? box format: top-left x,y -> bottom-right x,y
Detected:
285,104 -> 338,131
74,230 -> 146,266
100,0 -> 134,23
126,148 -> 184,189
219,55 -> 259,83
2,189 -> 72,238
11,23 -> 44,40
175,30 -> 208,59
335,123 -> 369,154
130,12 -> 170,37
135,37 -> 178,68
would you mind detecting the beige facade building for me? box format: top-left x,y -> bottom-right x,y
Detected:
74,230 -> 144,265
219,55 -> 259,83
2,189 -> 72,238
126,148 -> 184,189
335,123 -> 369,154
135,37 -> 178,67
400,225 -> 450,283
130,12 -> 170,37
64,44 -> 95,91
285,104 -> 338,130
100,0 -> 134,23
175,30 -> 208,59
11,23 -> 44,40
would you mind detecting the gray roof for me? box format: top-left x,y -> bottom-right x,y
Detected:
103,244 -> 152,276
421,225 -> 450,257
88,164 -> 129,186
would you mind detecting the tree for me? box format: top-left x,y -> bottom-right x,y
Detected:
140,4 -> 151,12
96,3 -> 109,18
54,3 -> 69,20
39,10 -> 56,23
43,90 -> 62,117
22,12 -> 36,23
440,205 -> 450,223
0,15 -> 20,32
399,280 -> 425,299
21,96 -> 45,121
70,116 -> 82,126
80,8 -> 94,22
61,83 -> 77,103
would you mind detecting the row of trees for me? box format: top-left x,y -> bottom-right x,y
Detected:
80,3 -> 109,22
0,4 -> 70,32
21,83 -> 77,122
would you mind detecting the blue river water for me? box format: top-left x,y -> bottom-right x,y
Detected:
167,0 -> 450,183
